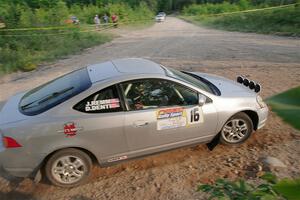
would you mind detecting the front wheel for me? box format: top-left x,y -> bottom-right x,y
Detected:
45,148 -> 92,187
220,112 -> 253,145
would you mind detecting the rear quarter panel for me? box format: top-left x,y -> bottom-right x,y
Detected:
5,115 -> 125,164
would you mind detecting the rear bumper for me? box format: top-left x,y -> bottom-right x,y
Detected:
0,148 -> 45,178
257,106 -> 269,130
1,166 -> 34,177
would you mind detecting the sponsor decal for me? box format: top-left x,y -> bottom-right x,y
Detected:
58,122 -> 83,137
156,107 -> 187,130
107,155 -> 128,163
85,98 -> 120,111
157,107 -> 185,119
156,106 -> 204,130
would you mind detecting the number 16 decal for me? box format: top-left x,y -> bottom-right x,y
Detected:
187,106 -> 204,125
190,107 -> 200,123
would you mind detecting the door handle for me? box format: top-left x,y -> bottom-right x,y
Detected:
133,121 -> 149,128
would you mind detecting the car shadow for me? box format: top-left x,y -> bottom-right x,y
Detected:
0,167 -> 25,186
0,191 -> 36,200
0,168 -> 36,200
70,195 -> 93,200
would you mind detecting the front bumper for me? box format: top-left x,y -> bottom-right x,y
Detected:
257,106 -> 269,130
156,18 -> 165,22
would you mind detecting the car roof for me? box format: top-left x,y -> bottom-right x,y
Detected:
87,58 -> 166,83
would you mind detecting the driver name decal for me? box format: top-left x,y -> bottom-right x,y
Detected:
85,98 -> 120,111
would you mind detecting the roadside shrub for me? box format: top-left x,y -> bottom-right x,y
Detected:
203,6 -> 300,36
0,1 -> 154,75
0,32 -> 111,75
238,0 -> 251,10
183,2 -> 246,16
48,1 -> 69,25
198,173 -> 300,200
68,2 -> 154,25
19,6 -> 34,27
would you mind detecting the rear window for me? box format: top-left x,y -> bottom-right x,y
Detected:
19,68 -> 92,116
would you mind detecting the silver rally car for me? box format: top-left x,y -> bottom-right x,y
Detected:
0,58 -> 268,187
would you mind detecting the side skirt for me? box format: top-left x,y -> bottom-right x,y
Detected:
99,134 -> 217,167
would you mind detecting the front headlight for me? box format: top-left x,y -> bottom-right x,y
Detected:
256,95 -> 267,108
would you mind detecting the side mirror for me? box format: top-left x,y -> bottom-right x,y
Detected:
198,94 -> 206,106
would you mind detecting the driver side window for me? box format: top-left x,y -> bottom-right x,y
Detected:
120,79 -> 198,111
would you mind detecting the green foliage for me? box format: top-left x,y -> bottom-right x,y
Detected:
0,0 -> 154,74
267,86 -> 300,130
260,172 -> 278,184
205,6 -> 300,35
182,2 -> 300,36
49,1 -> 69,25
0,32 -> 112,74
198,174 -> 300,200
19,6 -> 34,27
273,179 -> 300,200
182,0 -> 298,16
238,0 -> 251,9
267,86 -> 300,107
183,2 -> 242,15
198,178 -> 279,200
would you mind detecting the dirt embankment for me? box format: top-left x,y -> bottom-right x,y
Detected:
0,17 -> 300,200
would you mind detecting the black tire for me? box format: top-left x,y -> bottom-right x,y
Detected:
220,112 -> 253,145
45,148 -> 92,188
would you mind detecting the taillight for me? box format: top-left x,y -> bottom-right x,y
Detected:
2,136 -> 22,148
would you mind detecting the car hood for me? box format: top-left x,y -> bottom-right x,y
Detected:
191,72 -> 257,97
0,92 -> 30,125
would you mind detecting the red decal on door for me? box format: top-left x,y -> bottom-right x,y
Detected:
64,122 -> 77,137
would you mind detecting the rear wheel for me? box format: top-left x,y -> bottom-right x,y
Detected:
220,113 -> 253,145
45,148 -> 92,187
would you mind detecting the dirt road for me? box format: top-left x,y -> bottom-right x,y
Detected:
0,17 -> 300,200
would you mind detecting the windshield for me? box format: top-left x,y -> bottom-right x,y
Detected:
19,68 -> 92,116
164,67 -> 214,94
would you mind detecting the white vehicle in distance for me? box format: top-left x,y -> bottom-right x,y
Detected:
155,12 -> 166,22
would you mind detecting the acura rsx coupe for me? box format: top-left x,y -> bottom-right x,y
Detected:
0,58 -> 268,187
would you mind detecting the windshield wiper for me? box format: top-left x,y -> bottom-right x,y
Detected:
21,87 -> 74,110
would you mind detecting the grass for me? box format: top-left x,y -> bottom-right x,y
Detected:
0,30 -> 113,75
267,86 -> 300,131
119,20 -> 155,30
180,6 -> 300,36
0,18 -> 156,76
0,19 -> 157,76
0,1 -> 155,75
